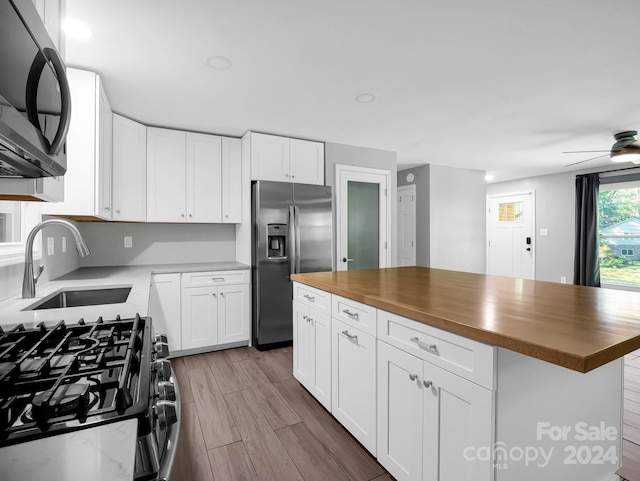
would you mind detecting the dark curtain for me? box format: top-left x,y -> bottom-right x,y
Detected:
573,173 -> 600,286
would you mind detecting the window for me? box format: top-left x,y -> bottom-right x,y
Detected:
598,180 -> 640,289
0,201 -> 42,266
498,201 -> 523,222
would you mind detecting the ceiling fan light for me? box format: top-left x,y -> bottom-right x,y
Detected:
611,149 -> 640,163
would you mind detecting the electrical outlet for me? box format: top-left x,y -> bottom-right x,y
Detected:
560,276 -> 567,284
540,228 -> 549,236
124,236 -> 133,248
47,237 -> 55,256
62,236 -> 67,253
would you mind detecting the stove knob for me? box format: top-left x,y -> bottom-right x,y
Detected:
155,341 -> 170,359
154,359 -> 172,381
155,333 -> 168,344
158,381 -> 176,401
156,401 -> 178,429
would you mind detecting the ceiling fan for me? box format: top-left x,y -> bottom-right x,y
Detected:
563,131 -> 640,167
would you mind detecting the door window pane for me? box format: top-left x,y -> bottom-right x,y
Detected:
347,181 -> 379,270
498,202 -> 523,222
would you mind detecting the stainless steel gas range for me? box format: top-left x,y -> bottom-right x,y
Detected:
0,314 -> 180,481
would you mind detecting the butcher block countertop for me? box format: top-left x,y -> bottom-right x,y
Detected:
291,267 -> 640,373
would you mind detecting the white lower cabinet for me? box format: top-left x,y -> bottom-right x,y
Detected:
293,299 -> 331,410
377,340 -> 493,481
148,269 -> 250,354
148,273 -> 181,353
331,317 -> 377,455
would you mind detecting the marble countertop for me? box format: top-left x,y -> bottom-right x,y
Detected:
0,261 -> 249,329
0,419 -> 138,481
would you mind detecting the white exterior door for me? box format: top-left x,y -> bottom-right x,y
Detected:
487,191 -> 535,279
397,184 -> 416,266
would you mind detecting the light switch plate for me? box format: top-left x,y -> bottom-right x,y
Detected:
47,237 -> 54,256
124,236 -> 133,248
540,228 -> 549,236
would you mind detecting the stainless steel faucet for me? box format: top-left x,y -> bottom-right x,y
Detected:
22,219 -> 91,298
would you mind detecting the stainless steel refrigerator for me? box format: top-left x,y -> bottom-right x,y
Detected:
252,180 -> 332,348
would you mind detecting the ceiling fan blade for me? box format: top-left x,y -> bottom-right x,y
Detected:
565,154 -> 610,167
562,150 -> 611,154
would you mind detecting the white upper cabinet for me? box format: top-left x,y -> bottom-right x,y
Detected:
249,132 -> 324,185
222,137 -> 242,222
112,114 -> 147,222
147,128 -> 241,223
43,68 -> 112,218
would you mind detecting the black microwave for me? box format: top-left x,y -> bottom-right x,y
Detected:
0,0 -> 71,178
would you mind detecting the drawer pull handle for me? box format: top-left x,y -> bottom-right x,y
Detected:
409,373 -> 418,381
342,330 -> 358,342
410,337 -> 437,350
423,380 -> 432,388
212,277 -> 225,282
342,309 -> 359,319
303,294 -> 316,302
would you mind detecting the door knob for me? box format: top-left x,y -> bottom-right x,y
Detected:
342,257 -> 355,263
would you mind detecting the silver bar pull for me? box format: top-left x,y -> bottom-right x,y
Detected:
342,309 -> 359,319
294,205 -> 301,274
289,205 -> 296,277
341,330 -> 358,341
409,373 -> 418,381
212,277 -> 225,282
410,337 -> 437,350
303,294 -> 315,302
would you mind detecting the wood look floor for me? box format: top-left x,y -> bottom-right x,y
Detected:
169,346 -> 391,481
170,345 -> 636,481
619,349 -> 640,481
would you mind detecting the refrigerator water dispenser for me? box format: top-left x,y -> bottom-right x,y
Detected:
267,224 -> 287,258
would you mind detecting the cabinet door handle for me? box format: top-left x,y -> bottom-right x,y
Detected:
189,214 -> 193,218
342,309 -> 359,319
409,373 -> 418,381
116,210 -> 121,214
303,294 -> 315,302
341,330 -> 358,342
220,292 -> 224,297
181,214 -> 185,218
105,206 -> 111,211
410,337 -> 437,350
423,380 -> 432,388
212,293 -> 217,298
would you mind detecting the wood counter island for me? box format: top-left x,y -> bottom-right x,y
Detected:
290,267 -> 637,481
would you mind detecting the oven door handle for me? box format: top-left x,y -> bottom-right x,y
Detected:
157,367 -> 182,481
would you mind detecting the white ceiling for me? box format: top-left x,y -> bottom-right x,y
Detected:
64,0 -> 640,183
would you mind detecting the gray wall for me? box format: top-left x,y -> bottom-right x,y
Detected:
486,170 -> 577,283
325,142 -> 398,267
77,223 -> 236,267
399,164 -> 486,274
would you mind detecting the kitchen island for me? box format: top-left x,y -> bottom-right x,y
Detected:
291,267 -> 638,481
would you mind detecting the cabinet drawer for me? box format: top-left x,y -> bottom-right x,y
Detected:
182,270 -> 249,287
377,310 -> 495,389
293,282 -> 330,314
332,295 -> 376,336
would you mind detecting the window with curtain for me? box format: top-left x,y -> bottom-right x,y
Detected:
598,179 -> 640,289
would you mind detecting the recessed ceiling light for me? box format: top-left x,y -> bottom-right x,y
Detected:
355,93 -> 376,103
63,19 -> 92,40
485,174 -> 494,181
207,56 -> 232,70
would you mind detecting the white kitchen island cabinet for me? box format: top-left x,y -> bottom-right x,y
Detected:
292,283 -> 332,410
291,268 -> 629,481
112,114 -> 147,222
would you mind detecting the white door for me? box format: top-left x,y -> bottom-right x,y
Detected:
486,191 -> 535,279
336,164 -> 391,271
397,185 -> 416,266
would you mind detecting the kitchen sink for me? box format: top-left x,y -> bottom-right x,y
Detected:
24,286 -> 132,310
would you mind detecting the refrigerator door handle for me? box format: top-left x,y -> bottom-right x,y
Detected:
294,205 -> 301,274
288,205 -> 296,277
